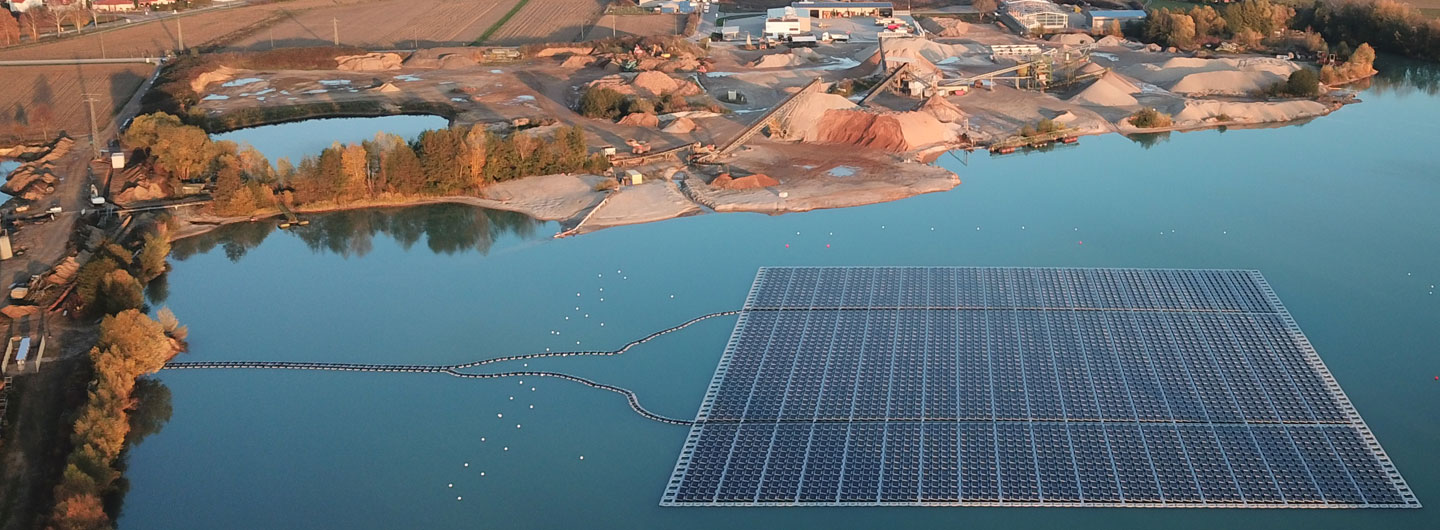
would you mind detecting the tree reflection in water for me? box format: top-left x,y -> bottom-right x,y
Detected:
171,204 -> 546,263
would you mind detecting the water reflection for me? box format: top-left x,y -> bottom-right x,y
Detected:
172,204 -> 546,262
1366,56 -> 1440,97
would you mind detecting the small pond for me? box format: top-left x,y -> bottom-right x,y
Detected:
212,114 -> 449,164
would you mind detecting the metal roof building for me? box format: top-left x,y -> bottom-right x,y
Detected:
791,1 -> 895,17
1001,0 -> 1070,33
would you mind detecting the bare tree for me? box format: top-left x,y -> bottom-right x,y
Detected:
973,0 -> 998,22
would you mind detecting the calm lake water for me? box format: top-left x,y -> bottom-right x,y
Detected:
212,114 -> 449,164
119,63 -> 1439,529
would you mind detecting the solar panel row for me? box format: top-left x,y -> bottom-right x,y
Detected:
745,267 -> 1277,313
668,421 -> 1405,506
664,268 -> 1417,508
701,309 -> 1345,424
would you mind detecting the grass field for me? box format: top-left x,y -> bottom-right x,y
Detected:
223,0 -> 524,51
0,64 -> 154,142
484,0 -> 609,45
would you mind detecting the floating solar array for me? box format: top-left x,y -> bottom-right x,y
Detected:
661,267 -> 1418,508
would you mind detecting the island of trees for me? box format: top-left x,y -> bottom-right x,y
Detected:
121,112 -> 612,217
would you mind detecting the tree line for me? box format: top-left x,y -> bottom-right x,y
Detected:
122,112 -> 611,217
1141,0 -> 1435,65
50,219 -> 187,530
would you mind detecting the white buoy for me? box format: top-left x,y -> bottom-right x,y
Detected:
529,405 -> 534,409
449,483 -> 454,488
577,293 -> 581,297
670,295 -> 674,298
531,387 -> 536,391
457,496 -> 463,501
498,413 -> 503,418
930,227 -> 935,231
565,316 -> 569,320
580,456 -> 585,460
464,462 -> 470,467
599,298 -> 604,302
504,447 -> 509,451
481,437 -> 486,442
480,472 -> 486,476
600,323 -> 605,327
976,227 -> 980,231
509,396 -> 514,400
517,424 -> 522,429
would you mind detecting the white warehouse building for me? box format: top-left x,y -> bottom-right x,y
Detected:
765,6 -> 813,38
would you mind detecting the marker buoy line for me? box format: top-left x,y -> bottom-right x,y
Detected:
159,311 -> 743,425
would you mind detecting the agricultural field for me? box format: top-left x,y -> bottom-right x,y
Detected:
583,13 -> 687,40
0,64 -> 154,142
221,0 -> 525,51
0,0 -> 342,61
485,0 -> 609,45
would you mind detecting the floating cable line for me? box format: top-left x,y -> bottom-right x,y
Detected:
161,310 -> 743,425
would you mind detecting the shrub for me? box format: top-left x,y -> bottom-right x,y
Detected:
579,87 -> 626,119
1284,68 -> 1320,97
1129,108 -> 1173,128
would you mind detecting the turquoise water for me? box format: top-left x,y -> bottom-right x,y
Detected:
118,65 -> 1439,529
211,114 -> 449,164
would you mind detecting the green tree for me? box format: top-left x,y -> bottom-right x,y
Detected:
74,257 -> 120,311
1284,68 -> 1320,97
98,269 -> 144,315
383,142 -> 424,193
137,233 -> 170,281
1189,5 -> 1226,39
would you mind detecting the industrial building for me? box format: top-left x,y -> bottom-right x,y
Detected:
764,6 -> 813,38
790,1 -> 894,18
1000,0 -> 1070,33
1085,9 -> 1147,34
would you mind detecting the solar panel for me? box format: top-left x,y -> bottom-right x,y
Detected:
662,267 -> 1418,507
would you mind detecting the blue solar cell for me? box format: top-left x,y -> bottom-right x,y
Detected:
662,268 -> 1416,508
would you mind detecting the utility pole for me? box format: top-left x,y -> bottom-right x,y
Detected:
100,32 -> 106,58
332,17 -> 339,46
81,92 -> 100,159
270,27 -> 275,49
177,16 -> 185,52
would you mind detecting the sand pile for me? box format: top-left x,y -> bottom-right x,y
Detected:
1078,62 -> 1106,76
777,92 -> 859,139
46,256 -> 80,286
374,82 -> 402,93
336,52 -> 403,71
751,48 -> 819,68
534,46 -> 594,58
560,55 -> 599,68
191,66 -> 239,92
116,180 -> 167,204
618,112 -> 660,127
808,110 -> 957,152
439,54 -> 480,69
919,94 -> 965,123
919,17 -> 970,37
590,72 -> 702,97
712,173 -> 779,190
1050,33 -> 1095,46
661,117 -> 696,133
1173,99 -> 1328,126
1069,71 -> 1141,107
404,48 -> 479,69
1124,57 -> 1299,96
1096,35 -> 1124,47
